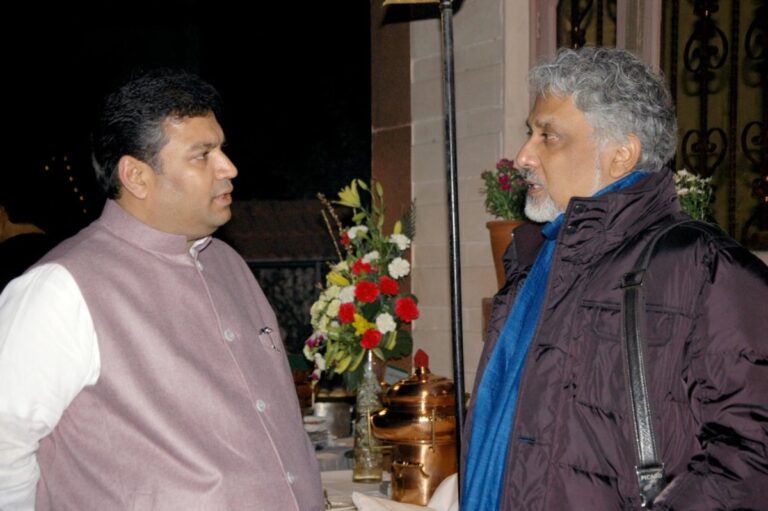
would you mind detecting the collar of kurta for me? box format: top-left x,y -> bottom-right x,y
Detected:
99,200 -> 212,257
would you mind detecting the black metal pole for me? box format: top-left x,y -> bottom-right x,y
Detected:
439,0 -> 465,488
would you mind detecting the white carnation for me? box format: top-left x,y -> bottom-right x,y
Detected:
389,234 -> 411,251
332,260 -> 349,272
388,257 -> 411,279
326,299 -> 341,317
375,313 -> 397,334
310,300 -> 325,318
323,285 -> 340,300
348,226 -> 368,240
339,285 -> 356,304
362,251 -> 380,263
314,352 -> 326,371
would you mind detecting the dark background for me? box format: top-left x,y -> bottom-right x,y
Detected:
4,0 -> 371,241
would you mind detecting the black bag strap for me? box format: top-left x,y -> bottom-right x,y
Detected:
620,219 -> 722,508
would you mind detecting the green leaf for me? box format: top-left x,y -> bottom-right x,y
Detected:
385,330 -> 397,350
335,354 -> 353,373
384,330 -> 412,359
373,347 -> 385,360
347,347 -> 367,372
352,211 -> 366,223
375,181 -> 384,198
359,301 -> 380,319
357,179 -> 370,191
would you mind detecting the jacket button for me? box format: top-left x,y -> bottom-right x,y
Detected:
565,223 -> 578,234
573,203 -> 586,214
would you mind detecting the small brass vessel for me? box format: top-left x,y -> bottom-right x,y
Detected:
371,354 -> 457,506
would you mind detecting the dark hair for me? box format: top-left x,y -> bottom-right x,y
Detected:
530,47 -> 677,171
92,70 -> 222,198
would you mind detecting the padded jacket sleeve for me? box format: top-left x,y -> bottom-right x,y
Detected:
654,241 -> 768,509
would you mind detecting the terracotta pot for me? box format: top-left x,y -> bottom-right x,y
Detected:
486,220 -> 525,289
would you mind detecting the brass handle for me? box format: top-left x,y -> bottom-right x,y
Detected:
392,460 -> 430,479
430,408 -> 436,452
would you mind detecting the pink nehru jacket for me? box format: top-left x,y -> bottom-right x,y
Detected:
35,201 -> 323,510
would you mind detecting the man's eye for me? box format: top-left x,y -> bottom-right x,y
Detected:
195,152 -> 209,161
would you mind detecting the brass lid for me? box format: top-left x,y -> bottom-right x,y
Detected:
372,351 -> 456,443
382,366 -> 455,412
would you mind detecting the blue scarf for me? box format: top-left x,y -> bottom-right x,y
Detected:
462,171 -> 648,510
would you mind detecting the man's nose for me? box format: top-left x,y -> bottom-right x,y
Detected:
217,153 -> 238,180
515,138 -> 538,170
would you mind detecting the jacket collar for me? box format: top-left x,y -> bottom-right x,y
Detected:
98,200 -> 212,257
509,168 -> 681,269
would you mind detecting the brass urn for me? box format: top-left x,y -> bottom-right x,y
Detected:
371,350 -> 457,505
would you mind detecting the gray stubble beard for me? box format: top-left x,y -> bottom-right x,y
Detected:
522,159 -> 603,223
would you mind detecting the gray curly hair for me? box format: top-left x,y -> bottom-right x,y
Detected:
530,47 -> 677,172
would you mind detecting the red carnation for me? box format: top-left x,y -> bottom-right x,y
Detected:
352,259 -> 373,275
361,329 -> 382,349
355,281 -> 380,303
338,303 -> 356,324
341,231 -> 350,246
499,173 -> 511,191
378,276 -> 399,295
395,297 -> 419,322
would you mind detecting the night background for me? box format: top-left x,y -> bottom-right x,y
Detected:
5,0 -> 372,242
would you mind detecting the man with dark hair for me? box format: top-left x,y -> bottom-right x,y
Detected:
462,48 -> 767,510
0,71 -> 324,510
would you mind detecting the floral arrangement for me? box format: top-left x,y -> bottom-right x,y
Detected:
481,158 -> 528,221
673,168 -> 714,221
304,179 -> 417,388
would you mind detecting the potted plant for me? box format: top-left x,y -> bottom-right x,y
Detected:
673,168 -> 714,222
481,158 -> 528,289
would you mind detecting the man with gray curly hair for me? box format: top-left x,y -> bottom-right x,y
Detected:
463,47 -> 767,510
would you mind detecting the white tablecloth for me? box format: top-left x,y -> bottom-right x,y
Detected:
322,470 -> 390,510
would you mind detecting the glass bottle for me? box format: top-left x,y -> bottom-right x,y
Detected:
352,350 -> 384,482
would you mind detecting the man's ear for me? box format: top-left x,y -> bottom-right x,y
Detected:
607,134 -> 642,179
117,156 -> 152,199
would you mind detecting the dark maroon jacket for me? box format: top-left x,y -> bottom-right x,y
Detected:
463,169 -> 768,510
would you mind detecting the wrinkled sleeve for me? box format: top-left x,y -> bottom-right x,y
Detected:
655,246 -> 768,509
0,264 -> 99,510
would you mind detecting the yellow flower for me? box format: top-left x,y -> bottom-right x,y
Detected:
326,272 -> 350,287
352,314 -> 375,336
335,180 -> 362,208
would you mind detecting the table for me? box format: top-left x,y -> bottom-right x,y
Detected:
321,470 -> 390,510
316,436 -> 355,472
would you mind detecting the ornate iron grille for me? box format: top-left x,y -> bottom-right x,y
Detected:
557,0 -> 617,48
664,0 -> 766,248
